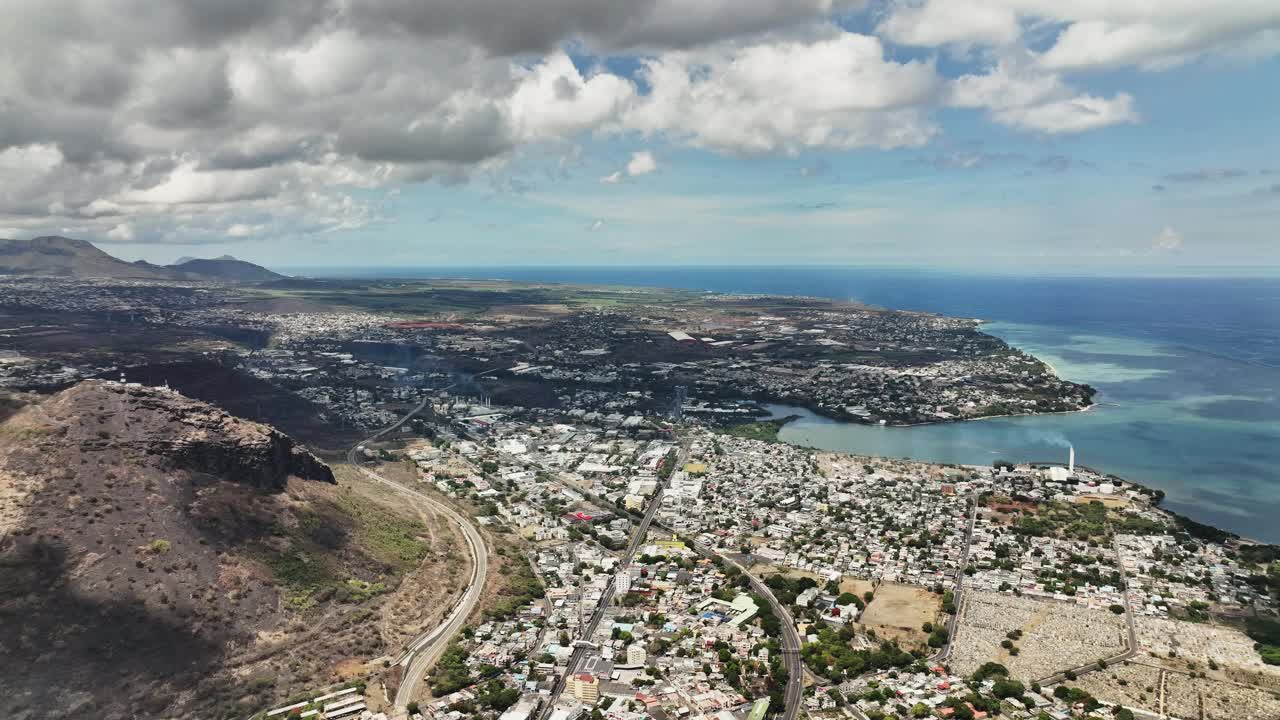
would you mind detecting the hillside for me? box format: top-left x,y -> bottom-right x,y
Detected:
0,236 -> 182,280
0,381 -> 461,719
168,256 -> 285,282
0,237 -> 285,282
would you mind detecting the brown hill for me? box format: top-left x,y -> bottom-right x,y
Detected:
0,381 -> 445,719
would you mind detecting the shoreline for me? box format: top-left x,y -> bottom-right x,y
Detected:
763,399 -> 1097,429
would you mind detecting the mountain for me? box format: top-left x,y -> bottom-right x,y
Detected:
0,236 -> 183,279
0,237 -> 285,282
0,381 -> 434,718
167,256 -> 285,282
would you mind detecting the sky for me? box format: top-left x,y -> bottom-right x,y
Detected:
0,1 -> 1278,273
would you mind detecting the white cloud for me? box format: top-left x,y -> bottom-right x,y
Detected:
588,219 -> 605,231
950,54 -> 1139,133
602,150 -> 660,184
877,1 -> 1020,48
507,52 -> 635,143
1153,226 -> 1183,250
226,223 -> 261,237
105,222 -> 134,241
877,1 -> 1280,70
626,151 -> 658,176
991,92 -> 1138,134
625,29 -> 941,154
1,0 -> 1272,247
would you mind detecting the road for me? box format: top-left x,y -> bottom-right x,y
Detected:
448,422 -> 807,720
1034,538 -> 1139,687
713,552 -> 805,720
347,374 -> 499,715
935,493 -> 978,664
536,442 -> 687,720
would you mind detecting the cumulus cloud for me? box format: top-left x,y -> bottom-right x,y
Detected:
626,151 -> 658,176
600,150 -> 660,183
950,54 -> 1138,133
626,29 -> 941,154
0,0 -> 1270,246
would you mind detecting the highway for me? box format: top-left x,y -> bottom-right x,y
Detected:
712,551 -> 805,720
347,374 -> 499,715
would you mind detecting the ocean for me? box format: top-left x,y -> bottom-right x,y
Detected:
290,265 -> 1280,543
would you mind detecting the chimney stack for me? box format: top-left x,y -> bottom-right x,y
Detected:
1068,445 -> 1075,474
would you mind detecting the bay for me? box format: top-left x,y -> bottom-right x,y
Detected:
290,265 -> 1280,542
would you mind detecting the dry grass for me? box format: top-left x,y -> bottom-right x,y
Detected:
859,582 -> 941,648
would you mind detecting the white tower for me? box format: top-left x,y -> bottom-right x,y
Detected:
1068,446 -> 1075,474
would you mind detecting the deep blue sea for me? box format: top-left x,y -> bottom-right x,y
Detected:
289,266 -> 1280,542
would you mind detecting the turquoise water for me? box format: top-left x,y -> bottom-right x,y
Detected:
774,319 -> 1280,542
297,266 -> 1280,542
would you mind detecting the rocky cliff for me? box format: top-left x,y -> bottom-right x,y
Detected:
0,380 -> 351,719
27,379 -> 333,489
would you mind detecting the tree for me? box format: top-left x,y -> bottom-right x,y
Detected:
992,679 -> 1025,699
1109,604 -> 1126,614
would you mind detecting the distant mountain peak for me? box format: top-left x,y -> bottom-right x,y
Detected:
0,236 -> 283,282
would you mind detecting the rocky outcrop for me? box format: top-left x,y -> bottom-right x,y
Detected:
0,380 -> 341,719
15,379 -> 334,489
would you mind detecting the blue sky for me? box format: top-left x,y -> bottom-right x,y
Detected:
1,1 -> 1277,273
303,55 -> 1279,273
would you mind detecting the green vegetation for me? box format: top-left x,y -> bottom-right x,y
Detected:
801,624 -> 917,680
336,491 -> 429,572
484,555 -> 545,620
344,578 -> 386,602
764,572 -> 821,606
718,416 -> 797,443
147,538 -> 172,553
261,549 -> 338,609
1011,500 -> 1115,541
430,642 -> 473,696
1244,617 -> 1280,665
1052,685 -> 1103,712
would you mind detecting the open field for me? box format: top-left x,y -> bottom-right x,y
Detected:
839,577 -> 876,597
860,582 -> 940,635
243,279 -> 699,318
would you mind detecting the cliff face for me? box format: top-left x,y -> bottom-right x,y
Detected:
27,379 -> 334,489
0,381 -> 340,719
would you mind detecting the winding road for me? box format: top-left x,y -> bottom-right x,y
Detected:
347,378 -> 498,715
